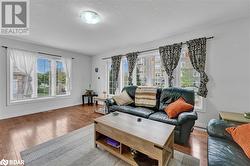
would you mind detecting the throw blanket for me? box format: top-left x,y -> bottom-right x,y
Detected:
135,86 -> 157,108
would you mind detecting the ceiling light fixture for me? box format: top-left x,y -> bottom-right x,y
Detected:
80,11 -> 101,24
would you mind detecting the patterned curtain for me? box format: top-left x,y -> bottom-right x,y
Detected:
111,55 -> 122,93
126,52 -> 138,85
187,37 -> 209,98
159,43 -> 182,87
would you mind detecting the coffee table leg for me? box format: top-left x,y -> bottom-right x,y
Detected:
170,133 -> 174,159
158,133 -> 174,166
94,123 -> 98,148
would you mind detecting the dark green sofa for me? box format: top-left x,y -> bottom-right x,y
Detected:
105,86 -> 198,144
207,119 -> 250,166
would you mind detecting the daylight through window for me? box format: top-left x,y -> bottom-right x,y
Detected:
9,48 -> 72,103
107,47 -> 203,110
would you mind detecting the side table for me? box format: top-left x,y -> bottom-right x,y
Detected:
82,94 -> 98,105
219,111 -> 250,124
93,96 -> 108,114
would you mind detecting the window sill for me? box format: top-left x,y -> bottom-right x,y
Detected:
195,108 -> 205,113
8,94 -> 71,106
107,94 -> 115,98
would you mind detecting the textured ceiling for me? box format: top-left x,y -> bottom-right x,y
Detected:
2,0 -> 250,56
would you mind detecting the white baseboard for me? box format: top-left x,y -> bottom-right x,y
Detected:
194,121 -> 208,129
0,102 -> 82,120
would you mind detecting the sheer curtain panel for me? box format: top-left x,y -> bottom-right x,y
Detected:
63,57 -> 72,93
8,48 -> 37,100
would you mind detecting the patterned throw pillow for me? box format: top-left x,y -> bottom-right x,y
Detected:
113,91 -> 134,106
135,86 -> 157,108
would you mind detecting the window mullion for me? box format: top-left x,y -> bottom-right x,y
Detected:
33,59 -> 38,98
51,60 -> 56,96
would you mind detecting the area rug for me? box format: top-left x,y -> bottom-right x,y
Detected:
21,124 -> 199,166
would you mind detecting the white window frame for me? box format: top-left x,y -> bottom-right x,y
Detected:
7,53 -> 71,105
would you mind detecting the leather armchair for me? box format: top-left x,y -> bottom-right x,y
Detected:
207,119 -> 250,166
207,119 -> 234,140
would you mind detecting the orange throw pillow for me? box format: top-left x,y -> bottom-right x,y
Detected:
164,97 -> 194,119
226,124 -> 250,159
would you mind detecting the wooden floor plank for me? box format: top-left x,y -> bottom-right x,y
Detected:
0,105 -> 208,166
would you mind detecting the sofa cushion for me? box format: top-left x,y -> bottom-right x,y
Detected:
109,105 -> 155,118
135,86 -> 157,108
122,86 -> 138,99
113,91 -> 133,106
148,111 -> 178,125
208,136 -> 250,166
121,86 -> 137,107
226,124 -> 250,159
164,97 -> 194,119
122,86 -> 162,110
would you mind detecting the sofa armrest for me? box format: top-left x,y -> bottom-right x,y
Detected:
207,119 -> 235,140
177,110 -> 198,125
105,98 -> 116,106
104,98 -> 116,113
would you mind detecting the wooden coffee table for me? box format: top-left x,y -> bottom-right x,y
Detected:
94,112 -> 175,166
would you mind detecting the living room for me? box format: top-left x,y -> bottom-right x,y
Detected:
0,0 -> 249,166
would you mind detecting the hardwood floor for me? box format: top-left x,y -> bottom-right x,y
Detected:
174,128 -> 208,166
0,105 -> 208,166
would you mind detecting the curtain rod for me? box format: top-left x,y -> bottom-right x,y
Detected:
102,36 -> 214,60
1,46 -> 75,59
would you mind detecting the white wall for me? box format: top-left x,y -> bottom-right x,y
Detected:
0,37 -> 92,119
91,17 -> 250,128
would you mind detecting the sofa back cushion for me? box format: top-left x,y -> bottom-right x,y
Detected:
122,86 -> 137,106
122,86 -> 137,99
160,87 -> 194,111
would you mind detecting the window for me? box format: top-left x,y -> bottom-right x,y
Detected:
135,56 -> 147,86
107,62 -> 115,95
136,54 -> 166,87
12,66 -> 31,101
121,59 -> 129,88
37,58 -> 52,97
153,55 -> 166,88
106,47 -> 203,111
9,48 -> 72,103
56,61 -> 67,95
107,52 -> 166,95
176,44 -> 203,110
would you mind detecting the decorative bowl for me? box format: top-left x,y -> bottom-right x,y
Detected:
244,112 -> 250,119
85,89 -> 93,95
